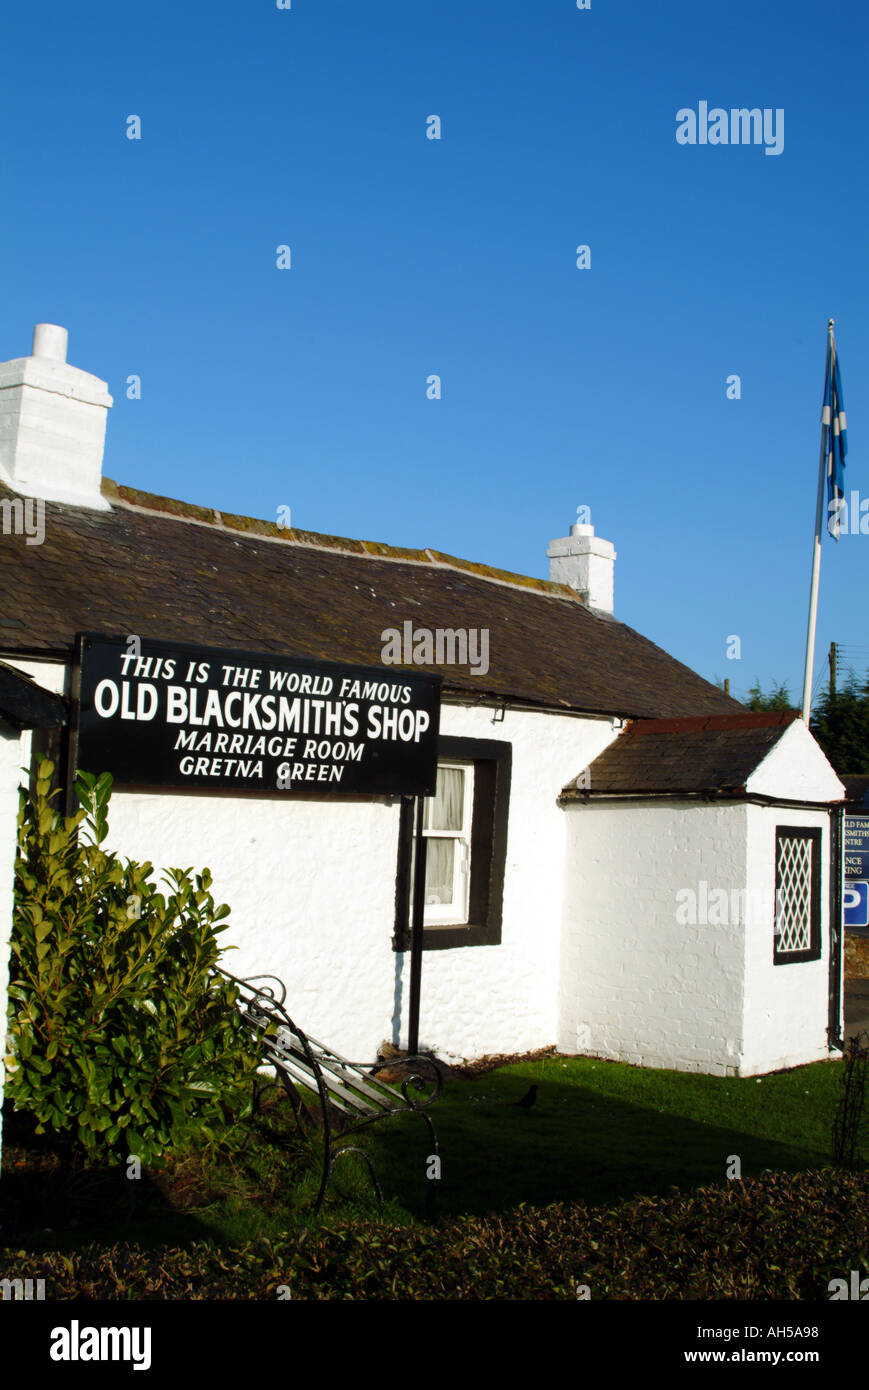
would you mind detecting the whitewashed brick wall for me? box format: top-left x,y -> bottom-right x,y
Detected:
558,801 -> 749,1075
102,702 -> 615,1062
1,657 -> 844,1076
741,803 -> 833,1074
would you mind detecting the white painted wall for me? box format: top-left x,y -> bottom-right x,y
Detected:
86,700 -> 616,1064
6,655 -> 620,1062
559,788 -> 839,1076
0,653 -> 843,1076
106,787 -> 403,1061
399,704 -> 616,1061
741,804 -> 833,1075
558,801 -> 749,1076
747,719 -> 844,803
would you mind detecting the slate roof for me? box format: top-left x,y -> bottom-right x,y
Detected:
561,711 -> 804,798
0,477 -> 741,720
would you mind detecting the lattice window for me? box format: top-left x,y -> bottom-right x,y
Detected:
774,826 -> 821,963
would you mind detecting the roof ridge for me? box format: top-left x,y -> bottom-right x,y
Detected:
100,476 -> 587,606
624,710 -> 800,736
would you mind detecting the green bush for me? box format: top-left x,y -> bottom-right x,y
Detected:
4,760 -> 263,1166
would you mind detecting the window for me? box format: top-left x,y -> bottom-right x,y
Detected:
410,762 -> 474,924
774,825 -> 822,964
394,736 -> 511,951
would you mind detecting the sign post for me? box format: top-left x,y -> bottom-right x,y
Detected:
407,795 -> 428,1056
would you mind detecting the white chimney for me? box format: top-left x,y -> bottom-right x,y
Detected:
547,521 -> 616,613
0,324 -> 113,510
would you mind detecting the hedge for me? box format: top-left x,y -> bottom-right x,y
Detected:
3,1168 -> 868,1299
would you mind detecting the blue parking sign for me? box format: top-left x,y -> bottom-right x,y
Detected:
845,881 -> 869,929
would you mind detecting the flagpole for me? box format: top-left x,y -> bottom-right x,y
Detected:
800,319 -> 835,723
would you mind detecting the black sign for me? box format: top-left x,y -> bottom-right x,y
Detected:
845,816 -> 869,882
75,634 -> 441,796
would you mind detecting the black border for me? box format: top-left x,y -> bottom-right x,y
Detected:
828,806 -> 845,1048
393,735 -> 511,951
72,630 -> 442,800
774,824 -> 823,965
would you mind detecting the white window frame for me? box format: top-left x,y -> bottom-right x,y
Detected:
416,760 -> 475,926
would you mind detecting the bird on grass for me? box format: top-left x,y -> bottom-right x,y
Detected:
513,1084 -> 538,1109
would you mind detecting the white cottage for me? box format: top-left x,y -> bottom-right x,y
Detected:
0,324 -> 847,1108
559,713 -> 846,1075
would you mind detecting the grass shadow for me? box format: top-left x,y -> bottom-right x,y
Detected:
356,1054 -> 843,1219
1,1053 -> 848,1248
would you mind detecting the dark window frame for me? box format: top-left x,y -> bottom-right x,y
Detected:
393,736 -> 511,951
773,824 -> 822,965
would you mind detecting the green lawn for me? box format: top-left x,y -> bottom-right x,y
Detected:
0,1051 -> 851,1252
353,1052 -> 845,1221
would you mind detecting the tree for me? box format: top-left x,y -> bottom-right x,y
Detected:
810,674 -> 869,775
744,679 -> 795,711
732,673 -> 869,773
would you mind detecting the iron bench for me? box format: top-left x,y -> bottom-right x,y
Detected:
217,968 -> 442,1215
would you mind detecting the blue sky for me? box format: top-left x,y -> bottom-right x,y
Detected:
3,0 -> 867,703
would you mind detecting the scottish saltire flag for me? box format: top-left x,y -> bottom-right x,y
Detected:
824,350 -> 848,539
